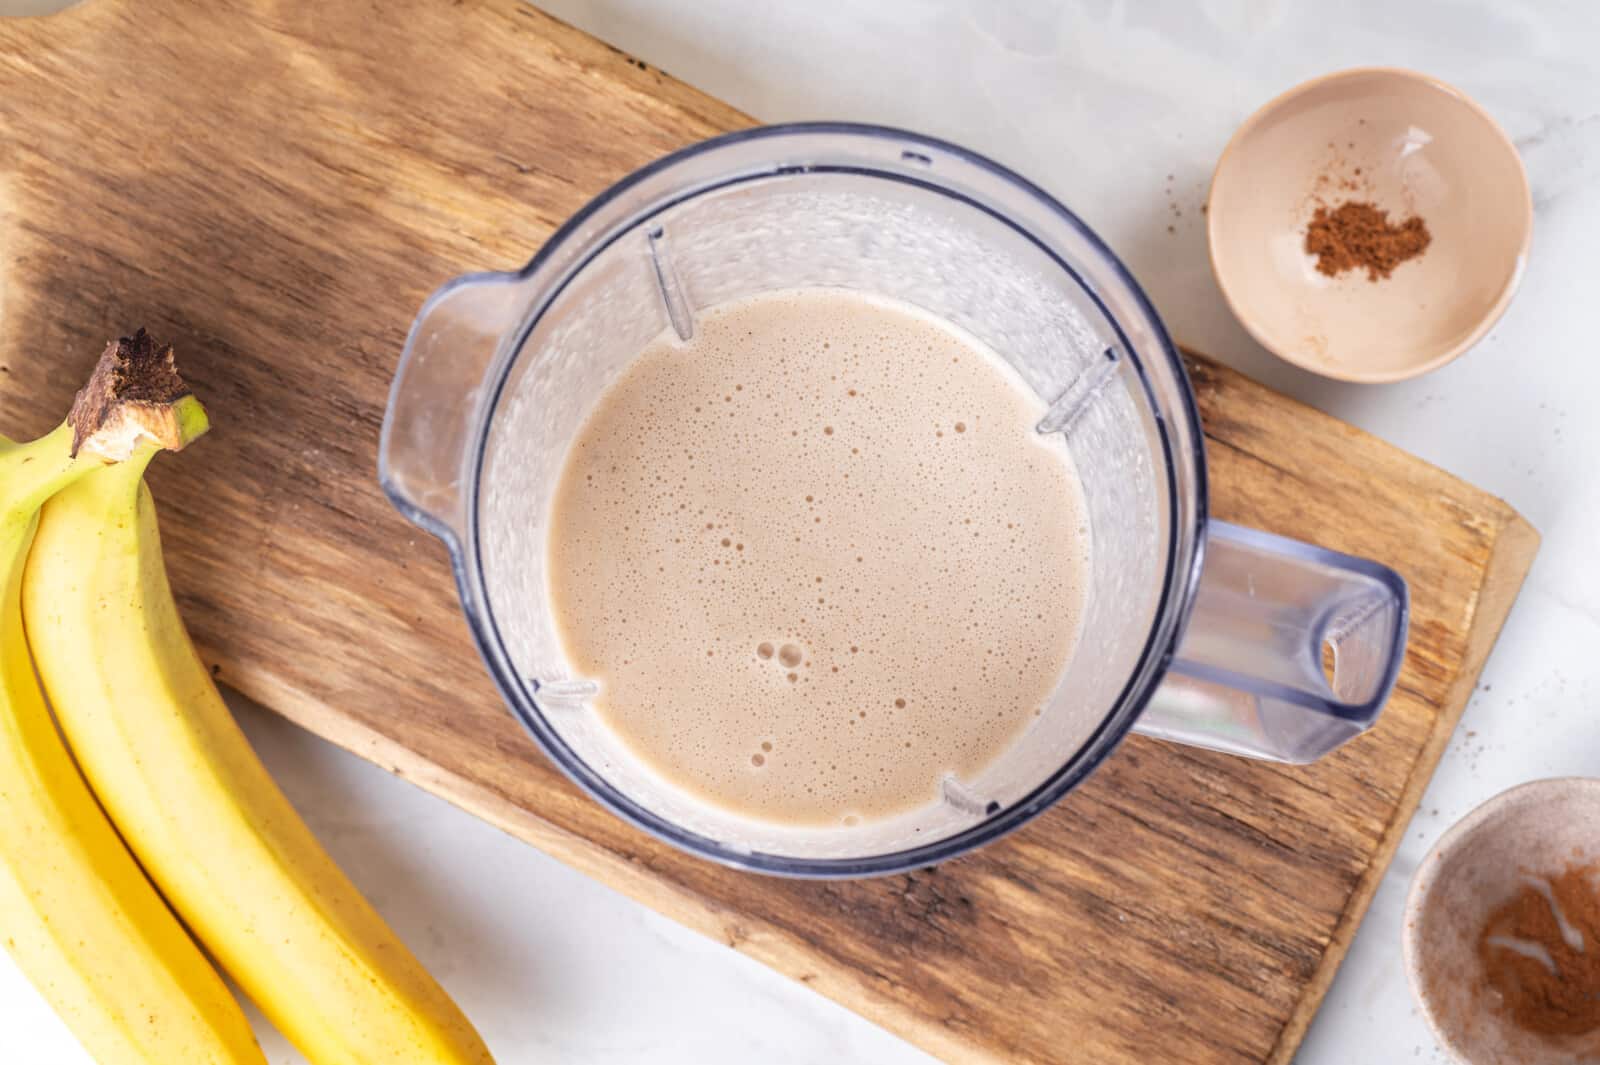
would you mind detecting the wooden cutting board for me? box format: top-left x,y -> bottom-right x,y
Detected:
0,3 -> 1537,1062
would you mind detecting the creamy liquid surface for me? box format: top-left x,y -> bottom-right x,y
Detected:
548,289 -> 1088,826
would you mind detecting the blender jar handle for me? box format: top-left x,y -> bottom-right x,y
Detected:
379,272 -> 526,549
1133,520 -> 1409,763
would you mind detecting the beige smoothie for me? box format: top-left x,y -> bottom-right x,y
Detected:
547,289 -> 1088,826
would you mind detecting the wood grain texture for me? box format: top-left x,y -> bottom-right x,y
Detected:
0,3 -> 1537,1062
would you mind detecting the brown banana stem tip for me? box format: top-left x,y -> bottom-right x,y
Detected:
67,329 -> 208,460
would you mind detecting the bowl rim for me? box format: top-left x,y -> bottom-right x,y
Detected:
1401,777 -> 1600,1064
1206,65 -> 1533,384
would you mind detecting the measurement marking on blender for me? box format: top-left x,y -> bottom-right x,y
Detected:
940,775 -> 988,817
533,678 -> 599,709
1036,347 -> 1122,436
646,225 -> 695,342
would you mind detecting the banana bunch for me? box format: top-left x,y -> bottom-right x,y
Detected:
3,332 -> 495,1064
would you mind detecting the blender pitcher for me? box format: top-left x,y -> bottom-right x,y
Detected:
380,124 -> 1408,877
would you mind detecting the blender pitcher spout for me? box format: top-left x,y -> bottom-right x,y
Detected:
1134,521 -> 1409,763
379,272 -> 527,549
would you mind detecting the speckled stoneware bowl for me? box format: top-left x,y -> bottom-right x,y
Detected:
1208,67 -> 1531,383
1404,778 -> 1600,1064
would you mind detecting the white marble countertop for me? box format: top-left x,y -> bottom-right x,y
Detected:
4,1 -> 1599,1062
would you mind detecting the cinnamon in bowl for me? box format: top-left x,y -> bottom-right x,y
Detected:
1208,67 -> 1531,383
1406,779 -> 1600,1064
1304,201 -> 1432,282
1479,862 -> 1600,1040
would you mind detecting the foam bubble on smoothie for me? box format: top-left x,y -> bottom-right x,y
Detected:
547,289 -> 1089,826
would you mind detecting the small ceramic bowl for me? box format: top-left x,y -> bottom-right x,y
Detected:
1208,67 -> 1531,383
1404,778 -> 1600,1064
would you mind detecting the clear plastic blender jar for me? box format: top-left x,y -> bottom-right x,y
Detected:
380,124 -> 1408,877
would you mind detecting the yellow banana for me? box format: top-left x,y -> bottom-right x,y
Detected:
0,338 -> 264,1063
23,448 -> 496,1064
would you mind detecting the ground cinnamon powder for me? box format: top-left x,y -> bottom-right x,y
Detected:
1478,863 -> 1600,1037
1303,201 -> 1432,281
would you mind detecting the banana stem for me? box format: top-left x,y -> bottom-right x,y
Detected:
70,329 -> 209,463
0,327 -> 207,533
